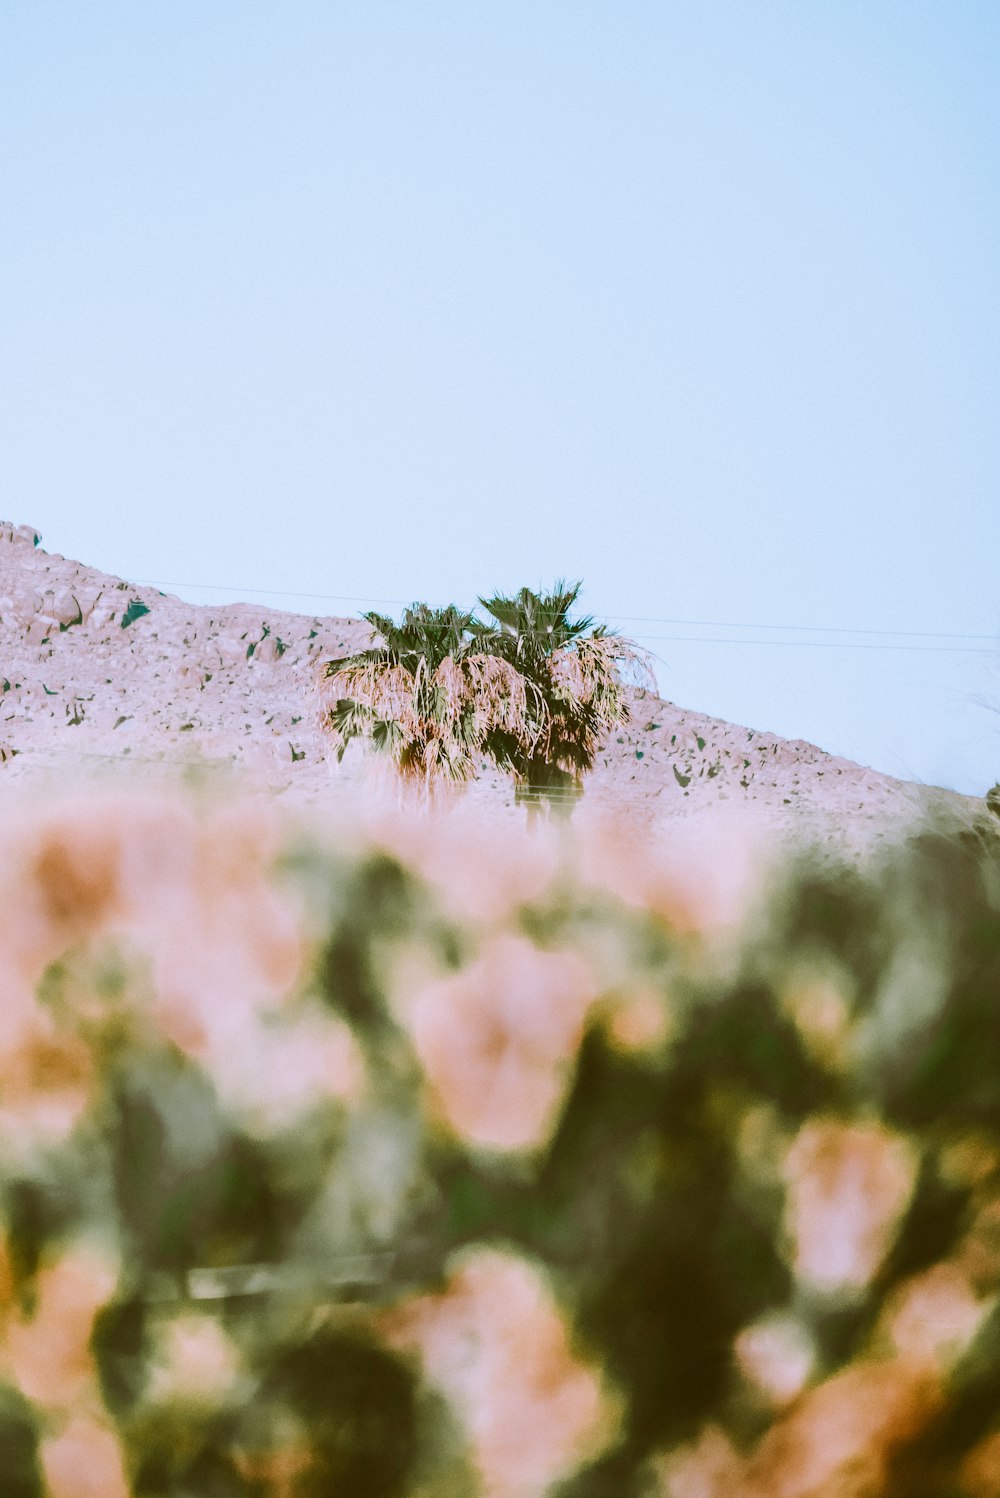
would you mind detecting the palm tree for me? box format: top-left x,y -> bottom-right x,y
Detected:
472,581 -> 649,811
319,603 -> 542,793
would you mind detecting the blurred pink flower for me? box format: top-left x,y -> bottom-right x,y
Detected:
409,936 -> 595,1151
743,1358 -> 940,1498
0,792 -> 306,1072
0,1016 -> 94,1152
733,1314 -> 816,1407
605,987 -> 674,1055
782,1119 -> 917,1293
40,1415 -> 129,1498
5,1243 -> 118,1411
656,1424 -> 746,1498
385,1249 -> 612,1498
0,797 -> 129,1048
882,1263 -> 988,1371
209,1010 -> 365,1134
659,1358 -> 942,1498
379,811 -> 561,927
147,1312 -> 241,1407
576,809 -> 768,942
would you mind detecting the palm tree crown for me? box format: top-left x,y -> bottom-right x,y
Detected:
471,581 -> 645,808
318,583 -> 650,809
320,604 -> 539,789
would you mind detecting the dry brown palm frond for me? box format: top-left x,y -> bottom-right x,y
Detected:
548,647 -> 591,706
310,655 -> 333,731
449,655 -> 548,749
321,654 -> 494,783
549,642 -> 621,717
549,634 -> 654,705
419,733 -> 478,784
433,656 -> 472,718
323,662 -> 421,735
324,660 -> 411,705
421,654 -> 546,753
602,635 -> 657,692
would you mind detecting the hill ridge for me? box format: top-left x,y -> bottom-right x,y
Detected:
0,524 -> 972,846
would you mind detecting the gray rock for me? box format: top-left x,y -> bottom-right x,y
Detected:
0,522 -> 42,547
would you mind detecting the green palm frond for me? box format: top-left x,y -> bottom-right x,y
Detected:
326,696 -> 377,762
475,581 -> 595,650
361,610 -> 403,643
362,604 -> 477,672
370,717 -> 405,757
324,646 -> 395,679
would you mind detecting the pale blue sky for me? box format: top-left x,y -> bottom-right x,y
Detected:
2,2 -> 998,793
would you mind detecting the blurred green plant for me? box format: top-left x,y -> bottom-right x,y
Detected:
0,795 -> 998,1495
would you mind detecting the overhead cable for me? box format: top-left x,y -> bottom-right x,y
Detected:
129,577 -> 997,652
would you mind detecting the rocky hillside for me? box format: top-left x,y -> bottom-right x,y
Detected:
0,522 -> 975,847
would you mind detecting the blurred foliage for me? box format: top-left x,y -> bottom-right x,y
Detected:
1,792 -> 999,1496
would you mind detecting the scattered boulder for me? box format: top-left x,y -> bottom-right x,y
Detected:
252,632 -> 287,664
0,522 -> 42,547
35,587 -> 85,629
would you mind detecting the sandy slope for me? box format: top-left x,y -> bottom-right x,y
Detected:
0,522 -> 977,850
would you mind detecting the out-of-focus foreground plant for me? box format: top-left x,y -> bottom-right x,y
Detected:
0,791 -> 999,1497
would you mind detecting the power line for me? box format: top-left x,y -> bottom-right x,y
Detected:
608,615 -> 996,642
130,577 -> 997,652
631,635 -> 996,655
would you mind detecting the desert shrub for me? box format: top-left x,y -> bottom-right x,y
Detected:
0,792 -> 998,1496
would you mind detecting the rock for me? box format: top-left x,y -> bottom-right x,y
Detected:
87,597 -> 119,630
39,588 -> 84,628
253,634 -> 285,664
0,522 -> 42,547
25,615 -> 54,644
